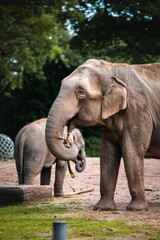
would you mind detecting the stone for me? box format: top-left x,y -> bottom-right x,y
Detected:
0,185 -> 52,205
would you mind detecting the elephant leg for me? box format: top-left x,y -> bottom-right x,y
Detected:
23,167 -> 35,184
94,136 -> 121,211
24,178 -> 35,185
23,160 -> 37,185
122,138 -> 148,211
54,160 -> 67,197
41,166 -> 52,185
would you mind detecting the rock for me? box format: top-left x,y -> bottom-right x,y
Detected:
0,185 -> 52,205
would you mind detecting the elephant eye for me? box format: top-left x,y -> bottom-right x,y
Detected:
76,88 -> 87,99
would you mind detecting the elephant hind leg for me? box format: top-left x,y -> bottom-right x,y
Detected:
18,170 -> 34,185
40,166 -> 52,185
24,178 -> 35,185
126,199 -> 148,211
54,161 -> 67,197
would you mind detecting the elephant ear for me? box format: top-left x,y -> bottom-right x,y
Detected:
102,76 -> 127,119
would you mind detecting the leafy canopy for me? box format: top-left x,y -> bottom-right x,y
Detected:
71,0 -> 160,63
0,0 -> 85,92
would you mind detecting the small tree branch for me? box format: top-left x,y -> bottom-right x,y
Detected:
64,188 -> 94,197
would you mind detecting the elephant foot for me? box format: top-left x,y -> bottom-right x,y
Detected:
126,199 -> 148,211
54,192 -> 64,197
94,198 -> 116,211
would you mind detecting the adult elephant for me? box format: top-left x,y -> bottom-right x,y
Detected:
14,118 -> 86,197
45,59 -> 160,210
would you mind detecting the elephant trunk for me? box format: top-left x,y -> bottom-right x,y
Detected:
45,97 -> 79,161
75,148 -> 86,172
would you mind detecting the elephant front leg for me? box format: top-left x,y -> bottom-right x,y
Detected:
123,142 -> 148,211
41,166 -> 52,185
94,138 -> 121,211
54,160 -> 67,197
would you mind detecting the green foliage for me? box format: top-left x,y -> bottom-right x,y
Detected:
71,0 -> 160,63
0,202 -> 159,239
0,1 -> 76,92
85,136 -> 101,157
80,126 -> 101,157
0,59 -> 72,138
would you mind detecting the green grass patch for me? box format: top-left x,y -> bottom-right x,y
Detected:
0,202 -> 159,240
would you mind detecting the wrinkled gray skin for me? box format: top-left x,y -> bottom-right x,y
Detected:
14,118 -> 86,196
45,59 -> 160,210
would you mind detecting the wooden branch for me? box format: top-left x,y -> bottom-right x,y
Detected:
66,182 -> 76,192
64,188 -> 94,197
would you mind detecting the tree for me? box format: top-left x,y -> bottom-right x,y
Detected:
0,58 -> 74,138
71,0 -> 160,63
0,0 -> 87,140
0,0 -> 85,93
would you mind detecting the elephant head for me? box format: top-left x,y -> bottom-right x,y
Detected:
45,59 -> 127,161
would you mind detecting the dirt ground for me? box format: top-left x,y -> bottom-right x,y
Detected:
0,157 -> 160,229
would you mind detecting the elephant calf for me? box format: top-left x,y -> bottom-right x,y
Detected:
14,118 -> 86,196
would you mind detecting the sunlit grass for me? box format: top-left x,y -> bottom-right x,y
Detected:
0,202 -> 159,240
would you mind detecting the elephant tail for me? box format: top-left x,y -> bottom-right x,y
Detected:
14,126 -> 27,184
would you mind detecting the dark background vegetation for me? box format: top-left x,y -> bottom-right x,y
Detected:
0,0 -> 160,156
